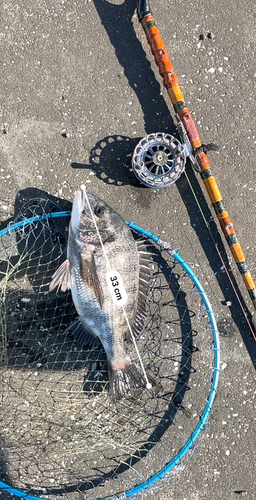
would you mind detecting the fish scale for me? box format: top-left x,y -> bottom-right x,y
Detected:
50,186 -> 154,400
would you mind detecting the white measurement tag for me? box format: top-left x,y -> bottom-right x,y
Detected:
106,270 -> 128,307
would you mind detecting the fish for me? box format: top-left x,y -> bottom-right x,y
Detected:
49,186 -> 153,400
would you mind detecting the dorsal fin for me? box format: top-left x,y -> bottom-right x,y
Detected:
128,240 -> 152,340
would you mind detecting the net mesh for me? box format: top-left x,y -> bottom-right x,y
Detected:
0,198 -> 218,500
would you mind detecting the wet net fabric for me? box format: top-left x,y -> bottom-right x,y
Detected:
0,198 -> 218,500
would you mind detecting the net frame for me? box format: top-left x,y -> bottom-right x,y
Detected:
0,210 -> 220,500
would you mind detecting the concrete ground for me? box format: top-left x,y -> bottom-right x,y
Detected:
0,0 -> 255,499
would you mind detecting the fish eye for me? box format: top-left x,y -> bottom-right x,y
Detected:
94,205 -> 105,218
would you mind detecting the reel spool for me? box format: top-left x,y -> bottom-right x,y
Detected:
132,132 -> 186,188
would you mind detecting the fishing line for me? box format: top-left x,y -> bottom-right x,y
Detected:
122,308 -> 152,390
183,170 -> 210,230
136,0 -> 256,326
82,184 -> 152,388
183,170 -> 256,341
82,185 -> 111,273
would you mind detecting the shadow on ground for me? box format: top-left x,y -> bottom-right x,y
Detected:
82,0 -> 256,366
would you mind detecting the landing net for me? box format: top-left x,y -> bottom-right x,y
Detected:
0,197 -> 220,500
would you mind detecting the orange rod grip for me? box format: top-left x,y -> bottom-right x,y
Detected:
230,243 -> 246,263
242,272 -> 256,291
197,152 -> 211,171
167,86 -> 184,105
203,177 -> 223,204
142,15 -> 184,100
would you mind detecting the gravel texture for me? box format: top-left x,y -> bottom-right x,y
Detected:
0,1 -> 255,499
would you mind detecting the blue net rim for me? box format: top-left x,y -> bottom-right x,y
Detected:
0,212 -> 220,500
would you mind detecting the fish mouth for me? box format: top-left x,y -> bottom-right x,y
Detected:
70,184 -> 88,231
78,184 -> 87,211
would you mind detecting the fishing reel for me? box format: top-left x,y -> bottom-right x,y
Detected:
132,122 -> 196,189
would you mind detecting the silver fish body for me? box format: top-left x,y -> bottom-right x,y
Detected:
50,186 -> 152,400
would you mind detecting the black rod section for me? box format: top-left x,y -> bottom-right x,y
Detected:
137,0 -> 151,21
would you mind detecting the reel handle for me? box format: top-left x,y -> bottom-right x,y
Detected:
137,2 -> 256,318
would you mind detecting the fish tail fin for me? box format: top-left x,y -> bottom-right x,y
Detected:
108,362 -> 153,401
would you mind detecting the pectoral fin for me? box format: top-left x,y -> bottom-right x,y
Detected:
80,252 -> 104,308
49,259 -> 72,292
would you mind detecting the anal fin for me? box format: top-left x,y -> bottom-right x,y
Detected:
63,318 -> 99,348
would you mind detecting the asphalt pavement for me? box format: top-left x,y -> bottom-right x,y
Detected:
0,1 -> 255,499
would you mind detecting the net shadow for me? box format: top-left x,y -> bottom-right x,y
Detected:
0,195 -> 216,499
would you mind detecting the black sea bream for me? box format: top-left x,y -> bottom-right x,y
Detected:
50,186 -> 152,400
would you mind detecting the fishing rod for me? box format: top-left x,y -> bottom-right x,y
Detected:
133,0 -> 256,333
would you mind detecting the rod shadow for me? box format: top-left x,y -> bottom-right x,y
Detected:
82,0 -> 256,365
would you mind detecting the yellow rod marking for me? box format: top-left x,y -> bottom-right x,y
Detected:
242,272 -> 256,291
203,177 -> 222,204
167,86 -> 184,105
230,243 -> 245,263
217,211 -> 229,220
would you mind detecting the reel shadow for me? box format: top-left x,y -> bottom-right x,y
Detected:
72,135 -> 144,188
